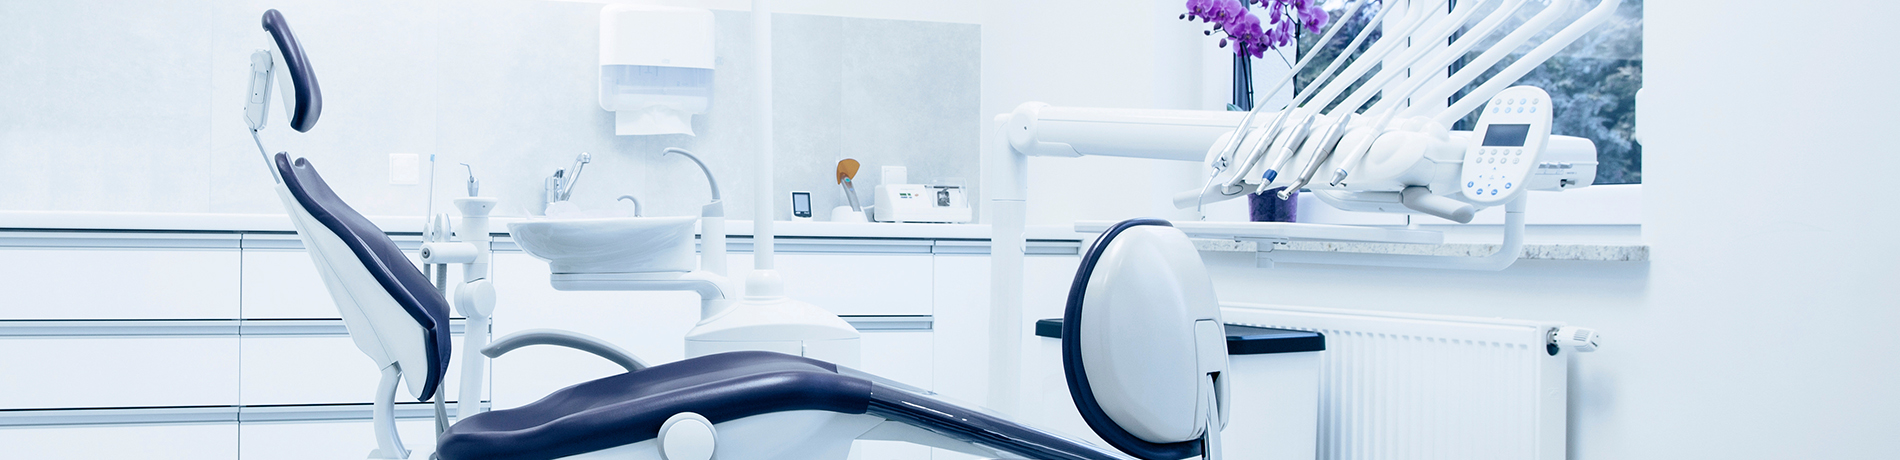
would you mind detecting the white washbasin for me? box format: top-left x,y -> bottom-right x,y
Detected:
507,216 -> 699,274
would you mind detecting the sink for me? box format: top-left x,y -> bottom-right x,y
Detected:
508,216 -> 698,274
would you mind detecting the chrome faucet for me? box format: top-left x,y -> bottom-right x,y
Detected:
544,152 -> 591,210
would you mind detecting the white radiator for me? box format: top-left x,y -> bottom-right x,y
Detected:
1221,303 -> 1570,460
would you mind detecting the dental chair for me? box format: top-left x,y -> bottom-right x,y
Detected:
245,9 -> 1231,460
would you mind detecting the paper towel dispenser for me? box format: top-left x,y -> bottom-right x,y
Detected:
599,4 -> 714,136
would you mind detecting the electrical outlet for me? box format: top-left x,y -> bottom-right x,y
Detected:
389,153 -> 420,185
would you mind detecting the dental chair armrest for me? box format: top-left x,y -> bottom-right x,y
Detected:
482,328 -> 648,372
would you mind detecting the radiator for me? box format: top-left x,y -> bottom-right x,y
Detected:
1220,303 -> 1569,460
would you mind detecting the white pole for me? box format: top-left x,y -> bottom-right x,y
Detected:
745,0 -> 787,299
751,0 -> 776,273
983,114 -> 1029,414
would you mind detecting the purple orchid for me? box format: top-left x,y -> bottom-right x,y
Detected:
1182,0 -> 1331,57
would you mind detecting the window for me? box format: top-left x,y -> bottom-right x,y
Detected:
1293,0 -> 1643,185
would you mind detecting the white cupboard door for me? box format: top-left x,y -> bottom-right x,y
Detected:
239,334 -> 470,406
240,419 -> 439,460
242,236 -> 465,320
0,336 -> 239,410
859,331 -> 933,390
0,248 -> 239,320
724,253 -> 934,316
0,423 -> 238,460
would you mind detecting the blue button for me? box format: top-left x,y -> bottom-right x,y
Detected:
1505,183 -> 1513,189
1530,107 -> 1537,113
1490,189 -> 1498,195
1516,107 -> 1524,113
1467,181 -> 1475,188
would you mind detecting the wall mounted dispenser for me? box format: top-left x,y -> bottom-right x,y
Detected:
599,4 -> 714,136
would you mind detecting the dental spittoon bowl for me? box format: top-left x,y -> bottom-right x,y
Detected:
508,216 -> 699,274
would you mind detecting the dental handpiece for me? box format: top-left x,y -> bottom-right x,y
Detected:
1277,113 -> 1355,200
1220,109 -> 1296,189
1259,113 -> 1319,185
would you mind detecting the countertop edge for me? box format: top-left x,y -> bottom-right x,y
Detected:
0,211 -> 1087,242
1191,238 -> 1650,262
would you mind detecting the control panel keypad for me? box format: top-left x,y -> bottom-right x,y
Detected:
1460,86 -> 1552,205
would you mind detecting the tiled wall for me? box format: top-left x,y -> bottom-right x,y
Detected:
0,0 -> 980,221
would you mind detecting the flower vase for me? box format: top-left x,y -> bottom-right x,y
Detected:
1234,46 -> 1297,222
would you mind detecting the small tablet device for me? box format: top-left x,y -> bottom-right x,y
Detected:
790,191 -> 812,221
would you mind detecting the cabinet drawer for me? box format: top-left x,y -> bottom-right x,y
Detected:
239,333 -> 472,406
0,422 -> 238,460
240,419 -> 439,460
0,247 -> 239,320
724,253 -> 934,316
859,331 -> 933,390
0,335 -> 239,409
242,236 -> 466,319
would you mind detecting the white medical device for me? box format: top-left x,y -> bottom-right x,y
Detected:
872,184 -> 972,223
790,191 -> 813,221
245,10 -> 1249,460
982,0 -> 1625,432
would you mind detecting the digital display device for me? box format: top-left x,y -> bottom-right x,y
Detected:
791,192 -> 812,218
1482,124 -> 1531,147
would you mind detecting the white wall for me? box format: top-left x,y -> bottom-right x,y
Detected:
1205,2 -> 1900,459
0,0 -> 981,222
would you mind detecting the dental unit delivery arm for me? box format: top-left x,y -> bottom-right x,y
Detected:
482,328 -> 648,372
984,0 -> 1622,417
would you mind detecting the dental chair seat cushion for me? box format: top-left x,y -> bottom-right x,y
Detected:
277,153 -> 452,401
438,351 -> 873,460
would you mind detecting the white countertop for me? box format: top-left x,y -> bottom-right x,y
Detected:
0,211 -> 1087,241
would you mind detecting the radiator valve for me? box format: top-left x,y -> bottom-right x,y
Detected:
1550,326 -> 1600,353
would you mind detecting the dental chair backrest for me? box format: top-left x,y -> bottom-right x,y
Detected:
273,155 -> 453,402
255,9 -> 450,402
1064,219 -> 1231,460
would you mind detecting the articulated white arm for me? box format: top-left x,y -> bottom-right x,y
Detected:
1434,0 -> 1625,126
483,328 -> 649,373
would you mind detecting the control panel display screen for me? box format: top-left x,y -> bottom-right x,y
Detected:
1482,124 -> 1530,147
791,192 -> 811,216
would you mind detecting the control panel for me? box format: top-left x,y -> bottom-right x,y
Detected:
1460,86 -> 1553,206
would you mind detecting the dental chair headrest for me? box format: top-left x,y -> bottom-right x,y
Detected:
1063,218 -> 1229,460
262,9 -> 321,132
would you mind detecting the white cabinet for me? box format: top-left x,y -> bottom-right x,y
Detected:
0,226 -> 1084,460
0,245 -> 239,320
859,331 -> 934,390
724,253 -> 934,316
0,335 -> 239,410
239,334 -> 473,406
0,423 -> 239,460
926,254 -> 1081,406
928,254 -> 991,405
240,419 -> 439,460
241,235 -> 464,320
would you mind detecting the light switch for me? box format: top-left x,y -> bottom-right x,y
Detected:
389,153 -> 420,185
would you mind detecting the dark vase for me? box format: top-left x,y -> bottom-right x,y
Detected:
1248,188 -> 1297,222
1233,44 -> 1297,222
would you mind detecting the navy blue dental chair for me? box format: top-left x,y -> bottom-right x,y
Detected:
249,9 -> 1230,460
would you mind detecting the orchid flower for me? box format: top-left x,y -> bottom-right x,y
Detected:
1182,0 -> 1335,57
